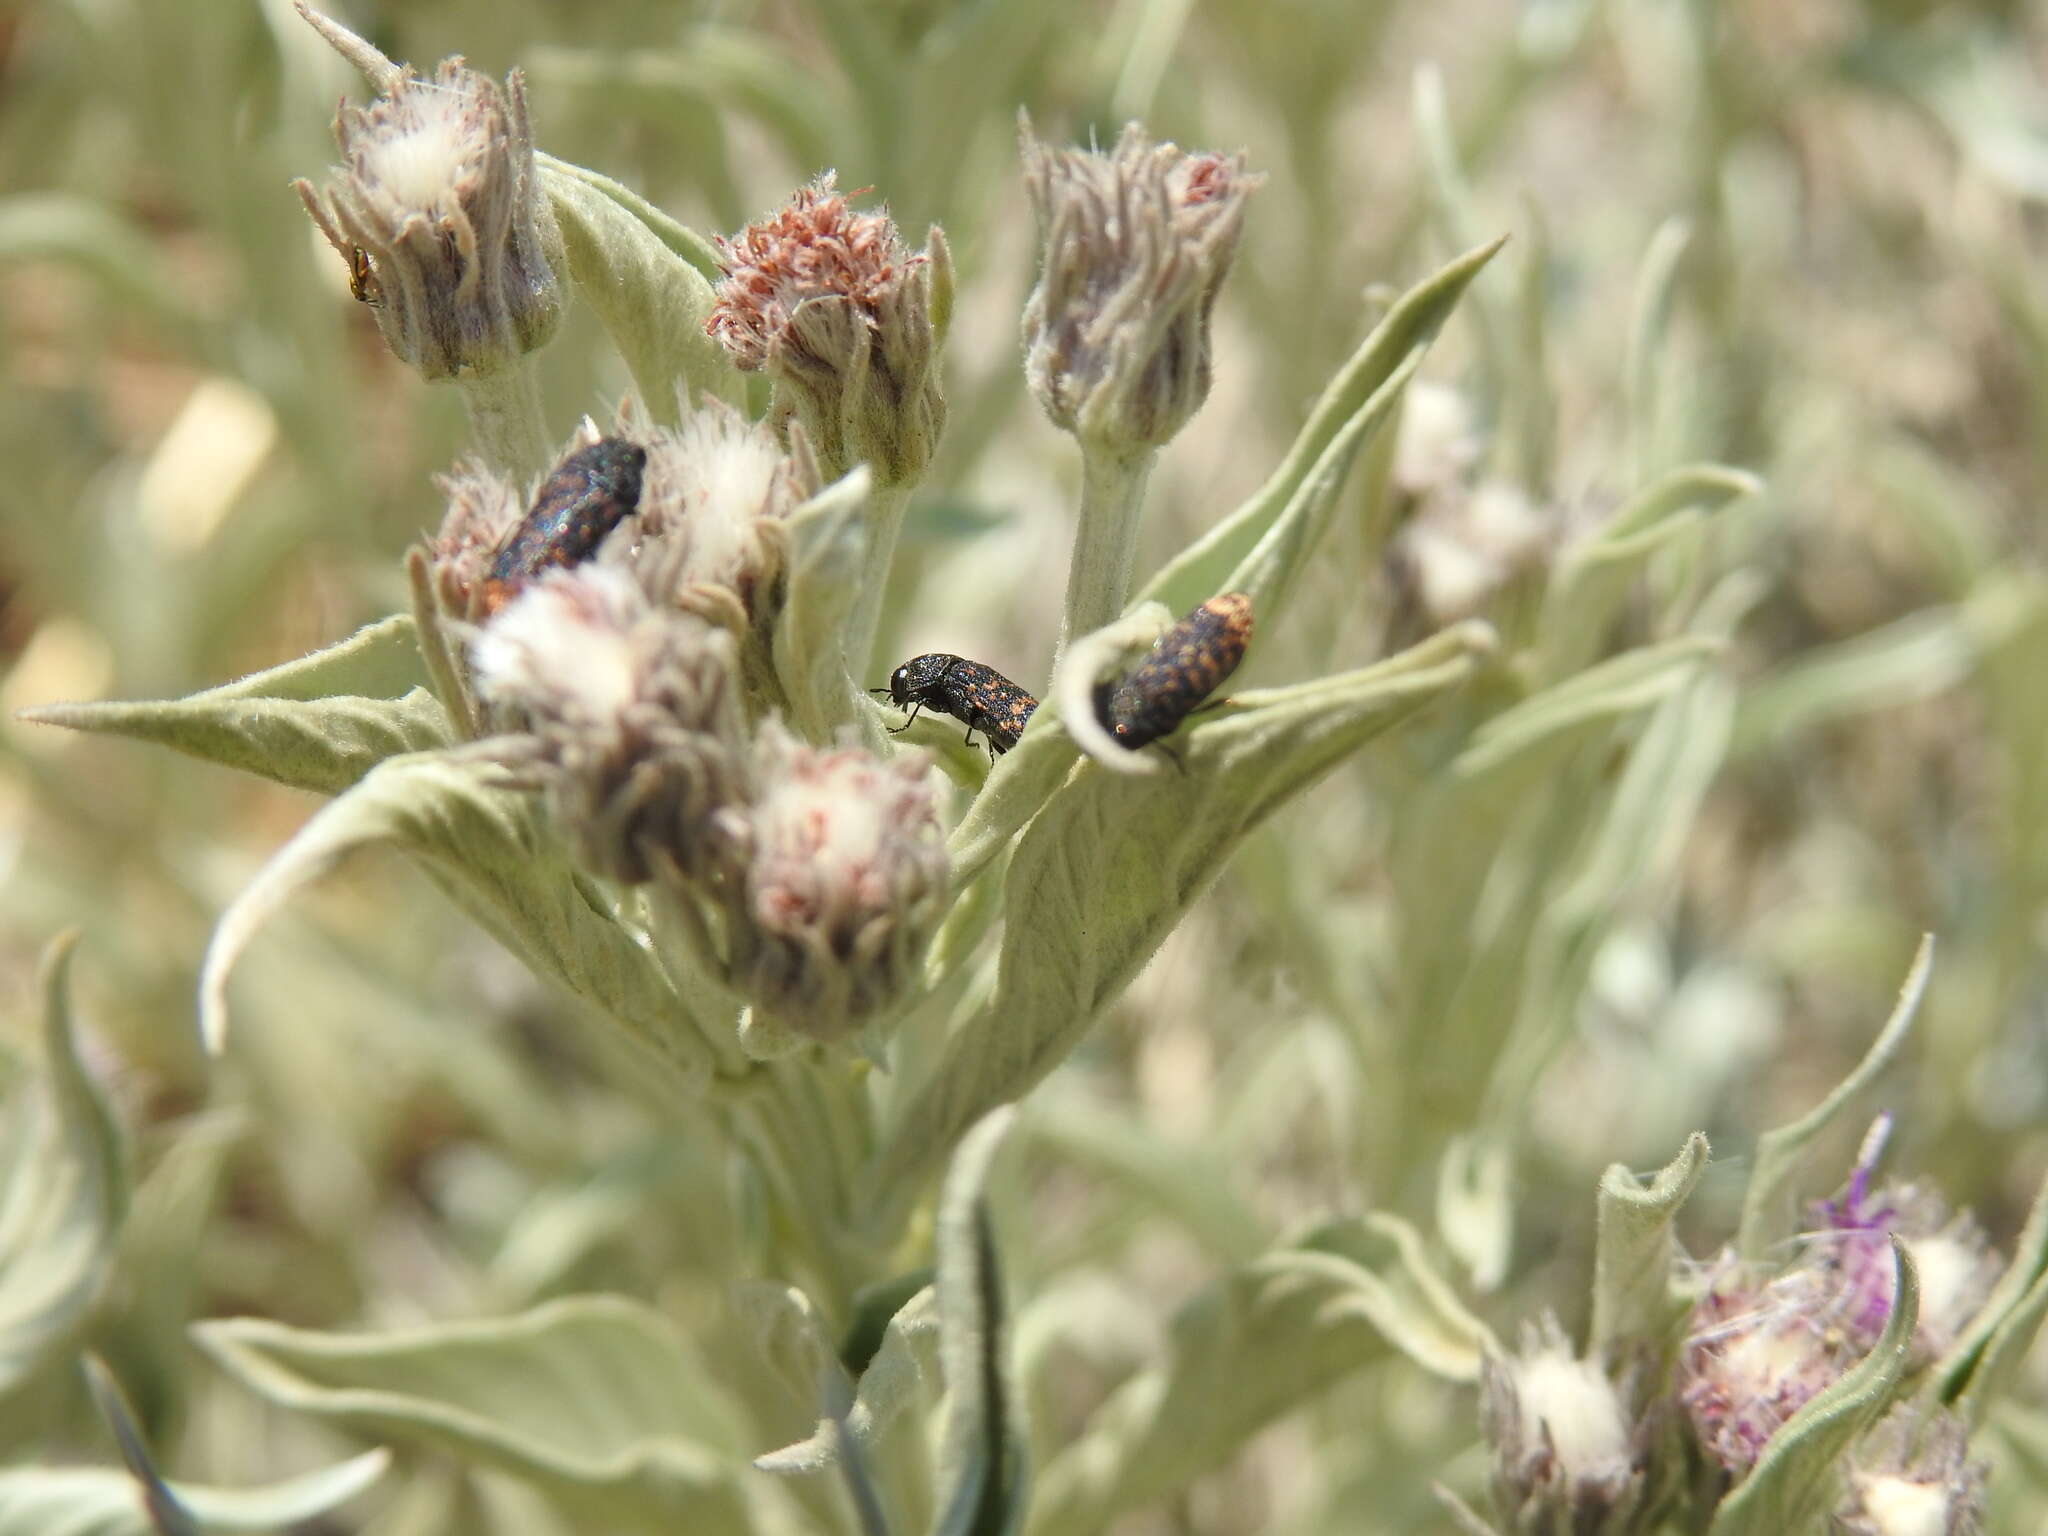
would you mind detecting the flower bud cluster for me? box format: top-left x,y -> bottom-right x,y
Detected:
726,721 -> 949,1040
706,175 -> 947,487
1480,1316 -> 1648,1535
296,44 -> 560,379
1677,1118 -> 2004,1479
1020,118 -> 1259,452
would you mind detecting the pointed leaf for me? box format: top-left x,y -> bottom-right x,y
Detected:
1735,938 -> 1932,1261
932,1109 -> 1026,1536
1933,1161 -> 2048,1420
196,1295 -> 749,1534
1140,237 -> 1507,619
19,617 -> 448,796
1708,1241 -> 1918,1536
542,161 -> 738,420
1590,1133 -> 1709,1357
774,468 -> 881,746
199,751 -> 743,1090
0,936 -> 125,1402
877,624 -> 1489,1196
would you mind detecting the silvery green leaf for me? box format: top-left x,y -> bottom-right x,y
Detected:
1450,635 -> 1719,784
1138,237 -> 1507,620
1735,937 -> 1932,1261
1707,1241 -> 1919,1536
1541,463 -> 1762,679
541,159 -> 738,420
1026,1214 -> 1494,1536
0,1452 -> 392,1536
1589,1132 -> 1708,1357
876,623 -> 1489,1196
19,615 -> 448,796
931,1109 -> 1026,1536
198,751 -> 743,1091
195,1295 -> 751,1534
0,935 -> 124,1403
773,467 -> 881,747
751,1285 -> 939,1476
1436,1134 -> 1512,1294
944,714 -> 1081,889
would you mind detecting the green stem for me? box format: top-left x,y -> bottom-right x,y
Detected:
844,481 -> 913,681
460,357 -> 550,482
1059,440 -> 1157,652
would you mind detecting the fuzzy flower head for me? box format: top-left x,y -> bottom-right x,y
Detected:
706,175 -> 948,486
1805,1116 -> 2003,1364
469,566 -> 748,884
425,459 -> 526,623
1020,116 -> 1260,453
1388,482 -> 1558,631
1480,1316 -> 1646,1535
1679,1259 -> 1849,1475
630,399 -> 820,625
294,7 -> 560,379
727,721 -> 947,1042
1836,1406 -> 1988,1536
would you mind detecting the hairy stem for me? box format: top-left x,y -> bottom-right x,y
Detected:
1059,440 -> 1157,653
460,357 -> 550,482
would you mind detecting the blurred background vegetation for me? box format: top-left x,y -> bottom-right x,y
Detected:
2,0 -> 2046,1529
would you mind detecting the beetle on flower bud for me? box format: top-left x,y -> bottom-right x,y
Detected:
1097,592 -> 1253,751
873,653 -> 1038,758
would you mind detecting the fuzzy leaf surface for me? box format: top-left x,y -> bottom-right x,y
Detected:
932,1109 -> 1026,1536
774,468 -> 880,747
1590,1132 -> 1708,1356
195,1296 -> 750,1534
0,1452 -> 391,1536
1140,237 -> 1506,619
20,616 -> 447,796
876,624 -> 1488,1195
543,161 -> 737,419
0,937 -> 125,1403
199,752 -> 741,1089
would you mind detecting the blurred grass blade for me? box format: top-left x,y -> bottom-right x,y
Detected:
81,1356 -> 199,1536
1707,1242 -> 1918,1536
196,1295 -> 750,1534
1138,237 -> 1506,620
0,936 -> 124,1403
1541,463 -> 1762,678
1735,937 -> 1933,1261
198,752 -> 741,1090
1589,1133 -> 1708,1357
1625,218 -> 1690,483
1937,1163 -> 2048,1425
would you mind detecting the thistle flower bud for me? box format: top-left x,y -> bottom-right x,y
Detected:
706,176 -> 946,486
294,12 -> 560,380
630,399 -> 820,623
1836,1407 -> 1987,1536
1480,1316 -> 1647,1535
1806,1117 -> 2002,1364
468,566 -> 749,884
1679,1260 -> 1846,1475
1019,117 -> 1259,452
727,721 -> 947,1042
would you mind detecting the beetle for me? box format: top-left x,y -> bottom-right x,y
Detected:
478,437 -> 648,615
872,652 -> 1039,758
1097,592 -> 1253,752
